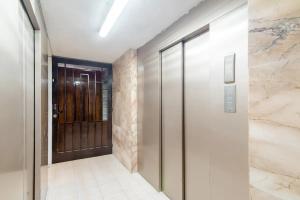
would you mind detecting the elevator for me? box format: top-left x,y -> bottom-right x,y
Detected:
161,27 -> 210,200
160,5 -> 248,200
161,43 -> 183,200
0,1 -> 35,200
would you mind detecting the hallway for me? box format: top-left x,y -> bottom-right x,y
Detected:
1,0 -> 300,200
47,156 -> 169,200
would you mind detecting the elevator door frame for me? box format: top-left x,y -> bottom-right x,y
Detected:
20,1 -> 37,200
159,24 -> 210,199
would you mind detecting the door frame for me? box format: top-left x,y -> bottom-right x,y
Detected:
20,0 -> 39,199
20,0 -> 42,199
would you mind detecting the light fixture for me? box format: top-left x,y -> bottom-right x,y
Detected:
99,0 -> 129,38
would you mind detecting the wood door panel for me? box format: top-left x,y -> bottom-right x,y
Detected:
58,68 -> 65,124
88,72 -> 95,121
65,123 -> 73,152
102,121 -> 110,146
81,74 -> 89,121
88,122 -> 95,148
66,69 -> 74,122
74,70 -> 82,121
57,123 -> 65,152
53,63 -> 112,163
73,122 -> 81,151
81,121 -> 88,149
95,71 -> 103,121
95,122 -> 102,147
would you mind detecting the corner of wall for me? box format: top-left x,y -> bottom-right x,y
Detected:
112,49 -> 138,172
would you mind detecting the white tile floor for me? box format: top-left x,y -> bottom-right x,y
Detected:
47,155 -> 170,200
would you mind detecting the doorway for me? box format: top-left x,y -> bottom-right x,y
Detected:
52,57 -> 112,163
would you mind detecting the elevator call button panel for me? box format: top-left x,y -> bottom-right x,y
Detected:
224,54 -> 235,84
224,85 -> 236,113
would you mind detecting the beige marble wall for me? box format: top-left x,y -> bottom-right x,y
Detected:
112,49 -> 138,172
249,0 -> 300,199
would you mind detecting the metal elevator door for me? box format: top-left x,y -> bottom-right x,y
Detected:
184,31 -> 211,200
161,43 -> 183,200
0,2 -> 35,199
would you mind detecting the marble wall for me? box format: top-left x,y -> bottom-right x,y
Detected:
249,0 -> 300,199
112,49 -> 138,172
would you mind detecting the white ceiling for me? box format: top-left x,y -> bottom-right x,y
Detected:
41,0 -> 204,63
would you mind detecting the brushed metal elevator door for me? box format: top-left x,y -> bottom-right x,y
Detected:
184,32 -> 211,200
0,2 -> 34,199
161,43 -> 183,200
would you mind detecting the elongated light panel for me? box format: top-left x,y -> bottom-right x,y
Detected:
99,0 -> 129,37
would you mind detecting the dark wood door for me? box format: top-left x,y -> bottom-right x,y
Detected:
52,63 -> 112,163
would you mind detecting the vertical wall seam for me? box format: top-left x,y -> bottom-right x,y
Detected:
182,42 -> 186,200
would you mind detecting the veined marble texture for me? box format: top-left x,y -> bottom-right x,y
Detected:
250,167 -> 300,200
249,0 -> 300,199
112,49 -> 138,172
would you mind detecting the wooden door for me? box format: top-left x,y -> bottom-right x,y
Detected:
52,63 -> 112,163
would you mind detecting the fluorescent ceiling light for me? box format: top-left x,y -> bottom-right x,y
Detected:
99,0 -> 129,37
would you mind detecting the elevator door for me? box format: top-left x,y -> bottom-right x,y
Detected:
184,32 -> 211,200
161,43 -> 183,200
0,2 -> 35,200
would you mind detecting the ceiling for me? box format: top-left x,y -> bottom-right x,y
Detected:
41,0 -> 204,63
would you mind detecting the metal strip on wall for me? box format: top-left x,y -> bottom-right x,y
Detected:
21,0 -> 40,30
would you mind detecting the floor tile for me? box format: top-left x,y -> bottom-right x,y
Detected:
47,155 -> 169,200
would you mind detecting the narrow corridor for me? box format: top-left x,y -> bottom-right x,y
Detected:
47,155 -> 169,200
1,0 -> 299,199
